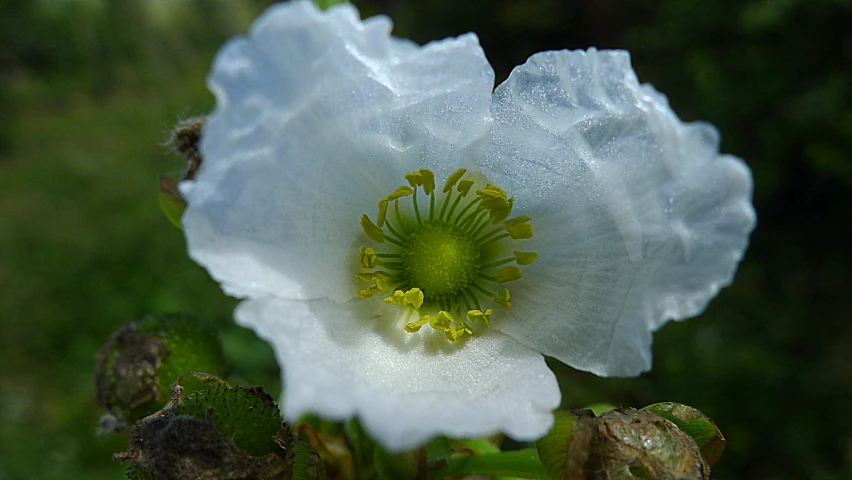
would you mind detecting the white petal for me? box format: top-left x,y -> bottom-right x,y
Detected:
235,296 -> 560,451
483,49 -> 755,377
181,1 -> 494,301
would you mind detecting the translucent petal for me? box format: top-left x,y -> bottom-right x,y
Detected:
181,1 -> 494,301
483,49 -> 755,377
235,296 -> 560,451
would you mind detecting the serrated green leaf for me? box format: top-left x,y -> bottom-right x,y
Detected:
173,372 -> 229,401
176,383 -> 282,457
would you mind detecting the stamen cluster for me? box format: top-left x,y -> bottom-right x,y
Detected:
357,168 -> 538,342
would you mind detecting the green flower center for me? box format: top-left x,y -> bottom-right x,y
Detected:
356,168 -> 538,343
404,222 -> 480,301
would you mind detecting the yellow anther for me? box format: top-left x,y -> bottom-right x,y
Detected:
405,171 -> 423,188
360,214 -> 384,243
504,215 -> 532,227
403,288 -> 424,309
384,288 -> 424,309
428,311 -> 454,331
514,251 -> 539,265
457,179 -> 475,196
356,272 -> 390,292
427,311 -> 459,342
495,288 -> 512,309
466,309 -> 493,326
359,246 -> 381,269
490,197 -> 514,224
405,316 -> 430,333
476,185 -> 506,200
478,187 -> 512,215
419,169 -> 435,195
377,200 -> 389,228
387,186 -> 414,201
494,266 -> 523,283
358,287 -> 381,298
384,289 -> 407,306
506,222 -> 533,239
442,168 -> 467,192
456,322 -> 474,340
443,328 -> 460,342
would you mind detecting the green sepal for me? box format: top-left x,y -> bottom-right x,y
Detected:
174,373 -> 282,457
583,403 -> 616,416
374,445 -> 419,480
158,175 -> 186,229
314,0 -> 348,10
535,409 -> 595,480
282,435 -> 327,480
642,402 -> 726,466
424,436 -> 451,469
344,418 -> 377,479
428,449 -> 549,480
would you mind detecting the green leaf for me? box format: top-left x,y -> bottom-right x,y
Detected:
158,174 -> 186,229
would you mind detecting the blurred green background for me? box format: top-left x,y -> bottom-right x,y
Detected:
1,0 -> 850,478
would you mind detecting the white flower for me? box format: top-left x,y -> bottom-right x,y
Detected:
180,0 -> 755,451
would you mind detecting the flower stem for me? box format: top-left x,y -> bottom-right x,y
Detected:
427,448 -> 549,480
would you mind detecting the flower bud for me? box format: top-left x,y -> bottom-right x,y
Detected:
642,402 -> 726,466
95,313 -> 226,429
115,373 -> 326,480
538,407 -> 713,480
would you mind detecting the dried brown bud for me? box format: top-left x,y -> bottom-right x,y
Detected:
588,408 -> 709,480
96,322 -> 170,430
115,373 -> 326,480
538,408 -> 712,480
95,314 -> 226,430
642,403 -> 726,466
168,116 -> 206,181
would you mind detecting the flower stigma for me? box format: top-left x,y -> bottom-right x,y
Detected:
357,168 -> 538,343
